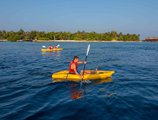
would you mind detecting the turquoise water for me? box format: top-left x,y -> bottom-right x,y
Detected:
0,42 -> 158,120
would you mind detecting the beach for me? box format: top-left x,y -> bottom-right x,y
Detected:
32,39 -> 141,42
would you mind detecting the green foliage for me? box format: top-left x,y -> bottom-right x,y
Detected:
7,35 -> 23,41
0,29 -> 140,41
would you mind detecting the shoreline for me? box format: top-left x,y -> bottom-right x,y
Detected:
32,40 -> 141,43
0,39 -> 141,42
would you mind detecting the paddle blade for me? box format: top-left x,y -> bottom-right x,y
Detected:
86,44 -> 90,56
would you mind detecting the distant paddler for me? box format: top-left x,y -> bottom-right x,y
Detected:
48,45 -> 53,50
42,45 -> 46,48
48,44 -> 60,49
56,44 -> 60,48
69,56 -> 97,79
41,44 -> 63,52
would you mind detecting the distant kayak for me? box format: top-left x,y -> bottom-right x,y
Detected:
52,70 -> 115,82
41,48 -> 63,52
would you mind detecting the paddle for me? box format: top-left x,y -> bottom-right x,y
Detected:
81,44 -> 90,81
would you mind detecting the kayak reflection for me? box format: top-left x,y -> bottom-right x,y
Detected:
55,77 -> 113,100
93,77 -> 112,84
69,84 -> 84,100
41,51 -> 61,57
53,77 -> 112,84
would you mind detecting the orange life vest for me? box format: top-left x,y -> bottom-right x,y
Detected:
69,61 -> 78,73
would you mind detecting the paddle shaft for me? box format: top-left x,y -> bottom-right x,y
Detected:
66,71 -> 69,80
82,55 -> 88,80
66,62 -> 70,80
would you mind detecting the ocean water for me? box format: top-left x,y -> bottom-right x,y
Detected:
0,42 -> 158,120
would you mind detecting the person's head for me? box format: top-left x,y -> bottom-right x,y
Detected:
73,56 -> 79,62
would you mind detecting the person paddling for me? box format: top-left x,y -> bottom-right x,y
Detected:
48,46 -> 53,49
69,56 -> 97,78
69,56 -> 86,78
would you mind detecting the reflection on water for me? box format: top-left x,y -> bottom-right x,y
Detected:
93,77 -> 112,84
41,51 -> 62,58
65,77 -> 113,100
69,84 -> 84,100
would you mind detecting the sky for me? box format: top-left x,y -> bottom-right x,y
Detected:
0,0 -> 158,39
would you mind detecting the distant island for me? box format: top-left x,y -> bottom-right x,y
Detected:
0,29 -> 140,42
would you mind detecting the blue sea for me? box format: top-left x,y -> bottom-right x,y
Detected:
0,42 -> 158,120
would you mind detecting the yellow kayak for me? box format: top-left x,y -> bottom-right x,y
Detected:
41,48 -> 63,52
52,70 -> 115,82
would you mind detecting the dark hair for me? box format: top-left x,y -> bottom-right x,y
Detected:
73,56 -> 79,60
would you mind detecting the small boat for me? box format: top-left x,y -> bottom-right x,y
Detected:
52,70 -> 115,82
41,48 -> 63,52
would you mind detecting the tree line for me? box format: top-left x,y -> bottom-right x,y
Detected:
0,29 -> 140,41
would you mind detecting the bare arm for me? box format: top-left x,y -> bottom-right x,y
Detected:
78,61 -> 86,64
72,64 -> 83,78
72,64 -> 79,75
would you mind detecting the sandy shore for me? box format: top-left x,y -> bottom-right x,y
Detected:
0,39 -> 141,42
33,40 -> 140,42
0,40 -> 8,42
